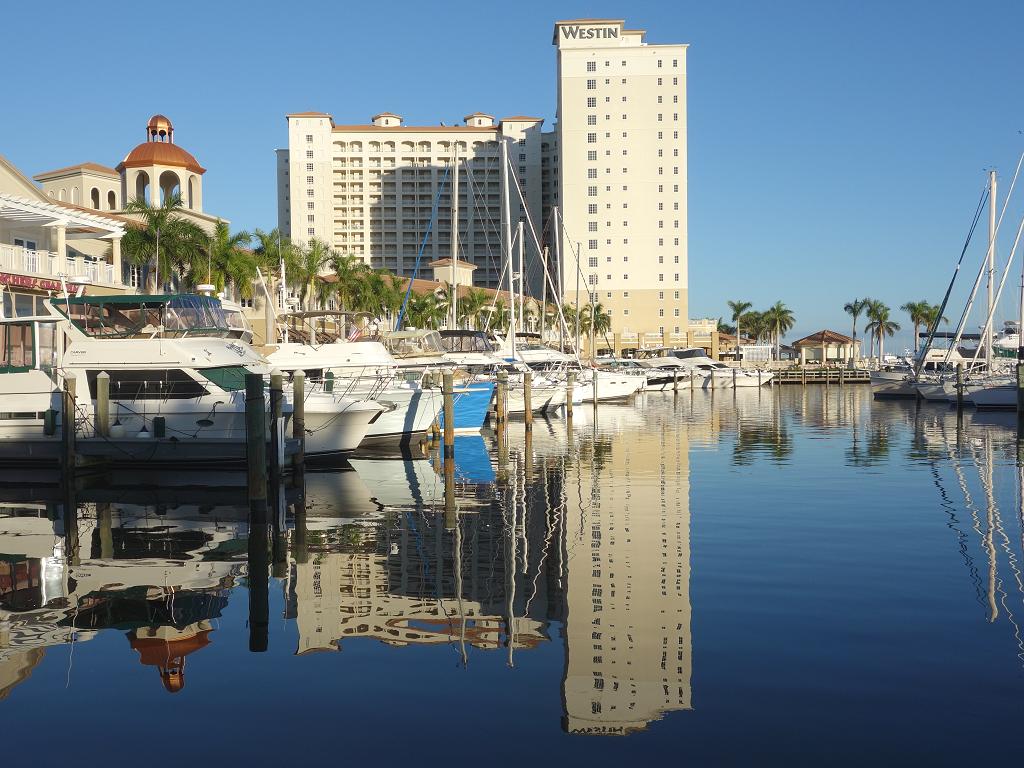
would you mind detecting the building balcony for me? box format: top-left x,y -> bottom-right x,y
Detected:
0,242 -> 116,288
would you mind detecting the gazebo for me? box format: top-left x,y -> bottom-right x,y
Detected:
792,330 -> 860,366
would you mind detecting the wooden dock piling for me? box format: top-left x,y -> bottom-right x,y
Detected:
95,372 -> 110,437
245,373 -> 268,521
524,371 -> 533,428
442,372 -> 455,460
269,371 -> 283,483
566,372 -> 574,419
496,370 -> 508,424
62,378 -> 76,476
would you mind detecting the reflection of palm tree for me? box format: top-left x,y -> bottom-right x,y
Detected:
731,421 -> 793,465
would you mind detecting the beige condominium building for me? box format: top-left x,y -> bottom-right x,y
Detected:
277,17 -> 687,342
551,19 -> 688,344
278,112 -> 545,292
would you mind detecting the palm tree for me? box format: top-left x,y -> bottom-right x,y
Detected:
407,292 -> 447,329
331,252 -> 370,312
457,287 -> 490,329
286,238 -> 334,310
843,298 -> 868,361
743,310 -> 768,343
864,301 -> 899,365
763,301 -> 795,360
863,299 -> 886,358
900,300 -> 930,354
355,269 -> 404,324
121,194 -> 206,292
727,300 -> 753,344
588,302 -> 611,335
200,221 -> 253,298
489,299 -> 510,332
921,302 -> 949,338
252,228 -> 291,308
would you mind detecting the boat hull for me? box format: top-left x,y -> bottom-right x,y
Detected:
302,396 -> 384,457
438,382 -> 495,433
870,371 -> 918,399
360,386 -> 443,444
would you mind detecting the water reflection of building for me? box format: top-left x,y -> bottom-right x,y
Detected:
286,500 -> 556,654
561,409 -> 692,735
0,502 -> 246,697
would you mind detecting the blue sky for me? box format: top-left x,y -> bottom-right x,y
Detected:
5,0 -> 1023,348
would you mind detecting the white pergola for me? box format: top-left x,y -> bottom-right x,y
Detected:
0,192 -> 125,241
0,193 -> 125,285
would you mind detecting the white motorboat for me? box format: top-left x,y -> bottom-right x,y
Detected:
634,358 -> 692,391
0,294 -> 280,452
577,367 -> 647,401
254,309 -> 443,445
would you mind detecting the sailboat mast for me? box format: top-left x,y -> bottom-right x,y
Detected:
540,246 -> 549,343
986,169 -> 997,365
449,144 -> 459,330
553,206 -> 563,350
501,138 -> 516,358
517,220 -> 525,335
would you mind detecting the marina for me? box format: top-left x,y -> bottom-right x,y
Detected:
5,2 -> 1024,762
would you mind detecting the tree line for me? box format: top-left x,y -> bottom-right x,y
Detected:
120,195 -> 536,331
721,300 -> 795,359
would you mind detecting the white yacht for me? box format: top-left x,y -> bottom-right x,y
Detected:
642,347 -> 771,388
255,310 -> 441,446
0,294 -> 381,460
633,357 -> 693,390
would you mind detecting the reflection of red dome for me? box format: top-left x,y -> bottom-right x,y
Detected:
118,141 -> 205,174
129,629 -> 212,694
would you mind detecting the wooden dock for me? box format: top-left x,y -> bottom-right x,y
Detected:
771,368 -> 871,385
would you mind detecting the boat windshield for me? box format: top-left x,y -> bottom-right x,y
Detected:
438,330 -> 498,354
60,295 -> 232,339
379,331 -> 446,358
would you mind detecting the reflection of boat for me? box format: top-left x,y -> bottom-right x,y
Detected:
451,435 -> 495,485
303,467 -> 380,519
347,457 -> 442,509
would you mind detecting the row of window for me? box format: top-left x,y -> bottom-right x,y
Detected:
586,59 -> 680,71
586,273 -> 681,285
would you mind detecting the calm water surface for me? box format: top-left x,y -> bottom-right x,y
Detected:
2,386 -> 1023,765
